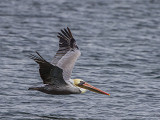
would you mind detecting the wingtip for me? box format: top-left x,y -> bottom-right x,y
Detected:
61,29 -> 64,33
67,27 -> 73,38
67,27 -> 70,32
67,27 -> 70,30
28,53 -> 35,59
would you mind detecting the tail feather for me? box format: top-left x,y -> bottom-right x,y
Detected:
28,87 -> 43,91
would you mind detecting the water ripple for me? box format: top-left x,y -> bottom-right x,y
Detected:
0,0 -> 160,120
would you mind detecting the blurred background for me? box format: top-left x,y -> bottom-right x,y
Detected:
0,0 -> 160,120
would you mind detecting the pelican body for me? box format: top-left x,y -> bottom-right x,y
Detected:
28,27 -> 110,96
29,83 -> 81,95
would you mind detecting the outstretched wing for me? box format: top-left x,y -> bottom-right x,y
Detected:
51,27 -> 79,65
51,27 -> 81,82
29,52 -> 67,85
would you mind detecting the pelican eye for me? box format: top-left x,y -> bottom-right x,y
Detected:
78,81 -> 85,86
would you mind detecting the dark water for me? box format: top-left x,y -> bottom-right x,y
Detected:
0,0 -> 160,120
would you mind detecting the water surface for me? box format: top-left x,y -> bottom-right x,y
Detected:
0,0 -> 160,120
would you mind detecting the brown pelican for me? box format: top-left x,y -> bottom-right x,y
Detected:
28,27 -> 110,96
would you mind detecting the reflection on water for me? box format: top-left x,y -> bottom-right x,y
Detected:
0,0 -> 160,120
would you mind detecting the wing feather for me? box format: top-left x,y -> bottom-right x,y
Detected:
51,27 -> 79,65
57,50 -> 81,82
29,52 -> 66,85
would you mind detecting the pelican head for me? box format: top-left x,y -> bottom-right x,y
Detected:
73,79 -> 110,95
